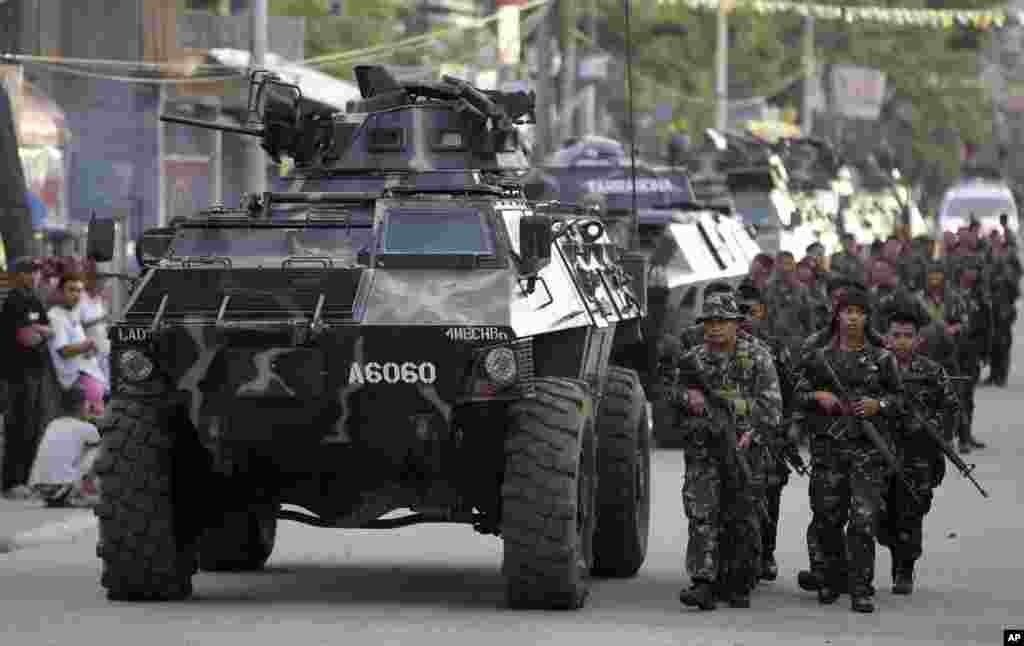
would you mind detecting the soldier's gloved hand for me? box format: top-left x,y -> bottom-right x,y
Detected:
686,389 -> 706,417
813,391 -> 840,414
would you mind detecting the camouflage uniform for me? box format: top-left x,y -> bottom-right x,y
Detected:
877,354 -> 959,591
872,285 -> 929,335
793,306 -> 905,610
916,276 -> 969,440
667,294 -> 782,608
952,257 -> 991,449
984,249 -> 1022,385
764,278 -> 815,355
830,251 -> 868,286
746,317 -> 796,578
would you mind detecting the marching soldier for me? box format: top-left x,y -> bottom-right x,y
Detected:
983,229 -> 1021,386
830,233 -> 868,286
765,251 -> 815,355
870,259 -> 929,335
876,303 -> 960,595
663,293 -> 782,610
736,280 -> 798,582
952,256 -> 990,452
792,286 -> 905,613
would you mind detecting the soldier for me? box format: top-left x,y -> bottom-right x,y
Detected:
870,259 -> 928,335
951,256 -> 990,452
665,293 -> 782,610
765,251 -> 815,355
983,229 -> 1021,386
876,303 -> 959,595
830,233 -> 868,285
915,263 -> 968,445
748,253 -> 775,290
802,276 -> 886,351
736,281 -> 797,582
677,281 -> 739,351
792,286 -> 905,613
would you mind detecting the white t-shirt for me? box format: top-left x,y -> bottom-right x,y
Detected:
28,416 -> 101,486
47,305 -> 108,389
78,293 -> 111,355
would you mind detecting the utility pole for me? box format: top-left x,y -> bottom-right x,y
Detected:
716,0 -> 729,131
802,15 -> 815,136
247,0 -> 268,196
559,0 -> 577,143
581,0 -> 597,135
534,1 -> 554,160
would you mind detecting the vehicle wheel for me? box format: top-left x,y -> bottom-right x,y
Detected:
94,399 -> 199,601
591,366 -> 651,578
199,506 -> 278,572
501,377 -> 597,610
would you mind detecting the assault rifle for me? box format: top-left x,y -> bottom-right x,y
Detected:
767,436 -> 809,477
815,350 -> 922,505
678,368 -> 771,522
903,390 -> 990,498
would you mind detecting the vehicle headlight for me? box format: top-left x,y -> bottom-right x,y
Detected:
119,349 -> 154,382
483,347 -> 517,386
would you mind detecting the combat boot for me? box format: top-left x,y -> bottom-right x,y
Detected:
817,585 -> 840,605
727,589 -> 751,608
892,561 -> 915,595
760,554 -> 778,581
850,595 -> 875,613
797,569 -> 822,591
679,581 -> 716,610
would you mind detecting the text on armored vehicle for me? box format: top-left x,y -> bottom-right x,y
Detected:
348,361 -> 438,385
116,327 -> 152,343
444,327 -> 510,342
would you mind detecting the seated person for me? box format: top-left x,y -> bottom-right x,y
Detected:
28,385 -> 101,508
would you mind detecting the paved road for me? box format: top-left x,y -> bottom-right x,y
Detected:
3,342 -> 1022,645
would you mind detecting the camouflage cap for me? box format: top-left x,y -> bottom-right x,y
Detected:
697,292 -> 745,322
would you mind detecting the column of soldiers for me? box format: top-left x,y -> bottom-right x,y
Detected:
658,221 -> 1016,613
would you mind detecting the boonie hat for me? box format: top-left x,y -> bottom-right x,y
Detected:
697,293 -> 745,323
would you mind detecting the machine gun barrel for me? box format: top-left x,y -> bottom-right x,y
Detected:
159,114 -> 263,137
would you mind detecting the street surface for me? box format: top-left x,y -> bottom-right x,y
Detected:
3,328 -> 1023,646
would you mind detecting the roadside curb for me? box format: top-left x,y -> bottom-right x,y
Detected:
0,511 -> 97,554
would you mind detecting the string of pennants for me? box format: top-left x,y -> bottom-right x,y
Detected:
655,0 -> 1016,30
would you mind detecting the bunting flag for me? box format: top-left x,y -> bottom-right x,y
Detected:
656,0 -> 1013,30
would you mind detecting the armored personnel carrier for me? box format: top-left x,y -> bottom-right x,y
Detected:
521,135 -> 759,445
85,67 -> 651,609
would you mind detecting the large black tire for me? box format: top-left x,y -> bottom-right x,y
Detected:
94,400 -> 199,601
591,366 -> 651,578
199,506 -> 278,572
501,377 -> 597,610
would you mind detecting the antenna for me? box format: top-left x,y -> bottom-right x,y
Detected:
624,0 -> 639,242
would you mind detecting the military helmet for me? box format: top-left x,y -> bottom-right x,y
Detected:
697,293 -> 745,322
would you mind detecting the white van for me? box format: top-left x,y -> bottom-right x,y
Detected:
938,178 -> 1019,237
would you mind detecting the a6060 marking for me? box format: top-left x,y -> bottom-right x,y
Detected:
347,361 -> 437,385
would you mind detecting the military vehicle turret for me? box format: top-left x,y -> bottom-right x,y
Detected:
85,66 -> 651,609
520,135 -> 759,445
